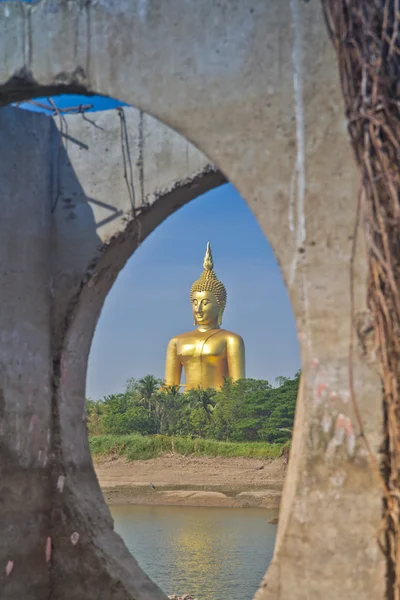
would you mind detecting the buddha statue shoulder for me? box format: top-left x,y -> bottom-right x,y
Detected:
164,242 -> 245,390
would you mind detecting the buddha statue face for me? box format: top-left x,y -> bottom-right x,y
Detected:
190,242 -> 227,329
192,290 -> 220,328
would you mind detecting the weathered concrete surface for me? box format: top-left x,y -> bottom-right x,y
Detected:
51,106 -> 224,342
0,105 -> 223,600
0,105 -> 53,600
0,1 -> 386,599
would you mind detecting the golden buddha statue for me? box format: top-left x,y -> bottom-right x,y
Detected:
164,243 -> 245,390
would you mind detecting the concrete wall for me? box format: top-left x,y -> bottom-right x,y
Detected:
51,106 -> 224,341
0,1 -> 386,599
0,104 -> 53,600
0,104 -> 223,600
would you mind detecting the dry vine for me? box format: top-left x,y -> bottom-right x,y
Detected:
321,1 -> 400,597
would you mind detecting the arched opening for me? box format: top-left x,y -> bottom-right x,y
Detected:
86,182 -> 299,399
86,177 -> 300,600
8,91 -> 301,599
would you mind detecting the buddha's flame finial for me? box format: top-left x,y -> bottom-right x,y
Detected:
203,241 -> 213,271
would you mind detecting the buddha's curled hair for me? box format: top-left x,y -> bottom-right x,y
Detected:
190,242 -> 227,314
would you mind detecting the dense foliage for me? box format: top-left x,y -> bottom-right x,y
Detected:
89,434 -> 283,461
87,372 -> 300,444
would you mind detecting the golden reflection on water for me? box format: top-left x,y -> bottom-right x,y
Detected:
111,505 -> 278,600
168,515 -> 224,586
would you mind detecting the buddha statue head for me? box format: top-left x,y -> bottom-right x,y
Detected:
190,243 -> 227,328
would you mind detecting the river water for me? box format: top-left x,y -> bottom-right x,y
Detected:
111,504 -> 278,600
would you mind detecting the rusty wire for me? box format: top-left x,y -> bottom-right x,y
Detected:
321,1 -> 400,597
48,97 -> 69,214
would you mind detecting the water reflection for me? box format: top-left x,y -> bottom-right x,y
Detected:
111,505 -> 278,600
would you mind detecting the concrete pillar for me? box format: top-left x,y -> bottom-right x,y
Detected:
0,105 -> 223,599
0,107 -> 53,599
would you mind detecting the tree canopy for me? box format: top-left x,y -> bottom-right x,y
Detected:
87,371 -> 300,444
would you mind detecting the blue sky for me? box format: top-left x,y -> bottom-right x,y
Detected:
16,95 -> 300,399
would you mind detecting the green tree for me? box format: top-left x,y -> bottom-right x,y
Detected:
100,393 -> 156,435
259,370 -> 300,443
157,385 -> 181,433
186,387 -> 216,421
86,398 -> 106,435
87,371 -> 301,444
210,378 -> 272,441
137,375 -> 163,417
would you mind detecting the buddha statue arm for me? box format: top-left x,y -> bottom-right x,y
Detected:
226,334 -> 245,381
164,338 -> 182,386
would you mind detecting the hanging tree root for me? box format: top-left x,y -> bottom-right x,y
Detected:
321,1 -> 400,598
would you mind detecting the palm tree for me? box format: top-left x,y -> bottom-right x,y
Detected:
138,374 -> 162,417
161,384 -> 181,407
187,387 -> 216,421
156,384 -> 181,433
275,375 -> 289,387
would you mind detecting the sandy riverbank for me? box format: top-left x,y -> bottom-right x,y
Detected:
94,454 -> 286,508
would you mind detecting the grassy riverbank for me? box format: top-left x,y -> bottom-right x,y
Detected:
90,434 -> 285,461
